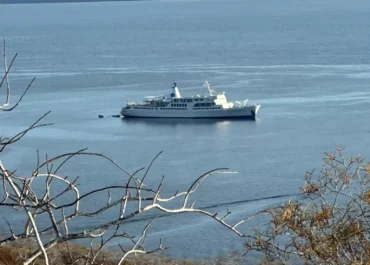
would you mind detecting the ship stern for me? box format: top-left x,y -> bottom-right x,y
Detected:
251,104 -> 261,120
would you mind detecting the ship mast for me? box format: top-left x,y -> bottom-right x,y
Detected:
204,80 -> 216,96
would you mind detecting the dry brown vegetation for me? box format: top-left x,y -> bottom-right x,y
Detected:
0,239 -> 247,265
0,246 -> 21,265
245,147 -> 370,264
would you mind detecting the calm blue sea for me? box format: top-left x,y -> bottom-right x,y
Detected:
1,0 -> 370,261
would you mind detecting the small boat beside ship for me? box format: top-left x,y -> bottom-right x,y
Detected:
120,81 -> 261,120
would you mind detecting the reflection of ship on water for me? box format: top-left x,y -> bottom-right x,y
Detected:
121,117 -> 241,126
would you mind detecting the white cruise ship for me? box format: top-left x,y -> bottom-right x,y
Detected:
121,81 -> 261,120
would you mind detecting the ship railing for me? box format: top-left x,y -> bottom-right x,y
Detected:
233,99 -> 249,107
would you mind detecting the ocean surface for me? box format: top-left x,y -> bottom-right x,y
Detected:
1,0 -> 370,261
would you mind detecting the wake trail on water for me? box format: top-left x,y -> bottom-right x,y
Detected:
203,192 -> 301,210
90,192 -> 302,227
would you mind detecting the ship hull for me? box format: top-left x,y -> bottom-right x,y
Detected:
121,105 -> 260,120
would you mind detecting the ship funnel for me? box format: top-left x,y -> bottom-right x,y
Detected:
172,82 -> 181,98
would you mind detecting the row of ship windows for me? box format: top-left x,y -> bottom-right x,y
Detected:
170,103 -> 216,107
133,107 -> 155,109
132,107 -> 221,110
193,103 -> 216,107
173,98 -> 206,103
159,107 -> 221,110
171,104 -> 187,107
160,108 -> 187,110
194,107 -> 221,110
